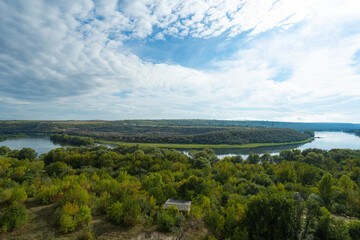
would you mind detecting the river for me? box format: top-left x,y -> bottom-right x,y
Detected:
0,132 -> 360,157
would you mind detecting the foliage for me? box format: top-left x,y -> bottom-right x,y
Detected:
9,188 -> 27,203
348,220 -> 360,240
18,147 -> 37,160
107,201 -> 124,225
318,173 -> 334,205
245,192 -> 298,240
0,203 -> 28,232
0,146 -> 11,155
50,134 -> 94,146
204,210 -> 225,238
157,206 -> 185,232
1,141 -> 360,238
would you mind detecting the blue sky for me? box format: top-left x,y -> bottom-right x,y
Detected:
1,0 -> 360,122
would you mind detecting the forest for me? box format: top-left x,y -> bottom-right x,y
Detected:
78,128 -> 314,145
50,134 -> 95,146
0,121 -> 314,147
0,143 -> 360,239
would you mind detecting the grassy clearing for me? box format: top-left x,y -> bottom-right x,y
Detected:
97,137 -> 314,149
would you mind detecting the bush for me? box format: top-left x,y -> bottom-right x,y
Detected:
78,224 -> 94,240
107,201 -> 124,224
157,210 -> 176,232
60,214 -> 77,233
78,205 -> 92,226
0,204 -> 28,232
122,196 -> 141,226
59,203 -> 79,233
0,146 -> 10,155
348,220 -> 360,240
332,203 -> 346,215
61,184 -> 90,206
157,206 -> 185,232
9,188 -> 27,203
36,185 -> 62,204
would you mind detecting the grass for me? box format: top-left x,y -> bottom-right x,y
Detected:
97,137 -> 314,149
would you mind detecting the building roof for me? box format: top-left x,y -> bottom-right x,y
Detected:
164,199 -> 191,212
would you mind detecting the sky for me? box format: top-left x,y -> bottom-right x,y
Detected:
0,0 -> 360,122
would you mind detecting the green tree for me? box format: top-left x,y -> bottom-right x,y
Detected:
204,210 -> 225,239
316,208 -> 351,240
301,194 -> 322,239
246,193 -> 298,240
318,173 -> 334,205
0,146 -> 11,155
247,153 -> 260,164
305,152 -> 324,167
18,148 -> 37,161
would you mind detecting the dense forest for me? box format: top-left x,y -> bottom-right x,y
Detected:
0,121 -> 314,146
50,134 -> 95,146
1,120 -> 359,140
0,144 -> 360,239
86,128 -> 314,145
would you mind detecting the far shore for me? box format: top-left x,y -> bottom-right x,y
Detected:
96,137 -> 314,149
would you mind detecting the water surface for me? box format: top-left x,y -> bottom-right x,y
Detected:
0,137 -> 63,156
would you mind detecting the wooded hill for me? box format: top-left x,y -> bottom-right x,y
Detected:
1,120 -> 314,146
84,128 -> 314,145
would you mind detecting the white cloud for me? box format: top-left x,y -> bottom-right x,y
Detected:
0,0 -> 360,122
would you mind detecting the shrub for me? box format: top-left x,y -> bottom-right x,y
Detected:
107,201 -> 124,224
61,184 -> 90,206
60,214 -> 77,233
122,196 -> 141,226
0,146 -> 10,155
36,184 -> 62,204
157,210 -> 176,232
348,220 -> 360,240
9,188 -> 27,203
59,203 -> 79,233
78,224 -> 94,240
0,204 -> 28,232
78,206 -> 92,226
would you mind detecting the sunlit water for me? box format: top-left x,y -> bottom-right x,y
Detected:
1,131 -> 360,158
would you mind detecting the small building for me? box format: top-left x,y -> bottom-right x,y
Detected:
164,199 -> 191,213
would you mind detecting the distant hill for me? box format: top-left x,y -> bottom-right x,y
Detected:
1,120 -> 360,135
122,119 -> 360,131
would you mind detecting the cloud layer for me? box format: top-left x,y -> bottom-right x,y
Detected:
0,0 -> 360,122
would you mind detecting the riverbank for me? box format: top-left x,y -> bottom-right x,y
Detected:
96,137 -> 314,149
